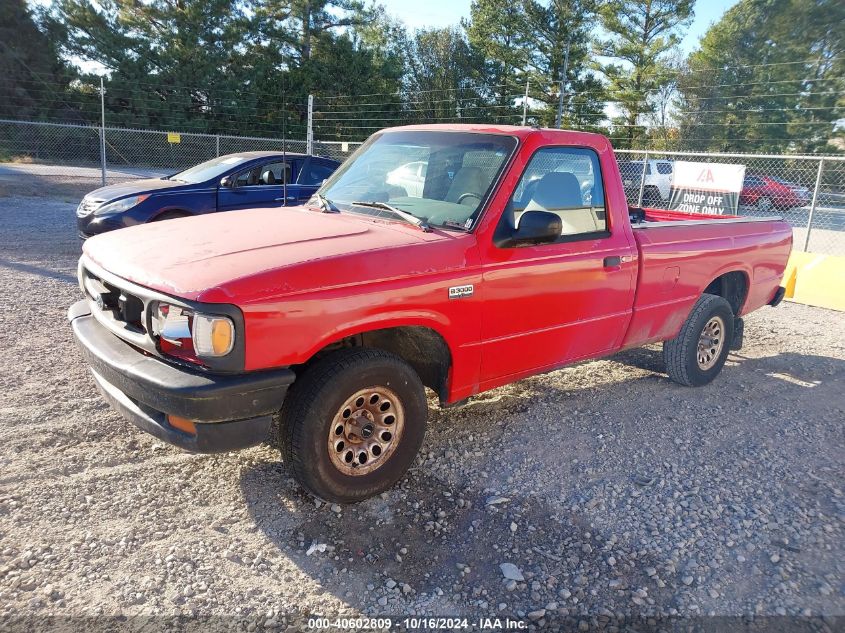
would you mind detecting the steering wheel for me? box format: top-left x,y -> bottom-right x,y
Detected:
457,192 -> 482,205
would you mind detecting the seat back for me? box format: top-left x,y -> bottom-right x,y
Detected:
516,171 -> 602,234
445,166 -> 486,205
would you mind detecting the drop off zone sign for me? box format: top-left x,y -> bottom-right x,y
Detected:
668,161 -> 746,215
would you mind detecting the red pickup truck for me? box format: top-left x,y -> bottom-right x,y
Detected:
69,125 -> 792,503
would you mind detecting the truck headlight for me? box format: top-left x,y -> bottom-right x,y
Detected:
151,303 -> 235,361
94,194 -> 150,216
192,314 -> 235,357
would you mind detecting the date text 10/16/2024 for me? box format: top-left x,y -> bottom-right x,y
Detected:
307,617 -> 528,630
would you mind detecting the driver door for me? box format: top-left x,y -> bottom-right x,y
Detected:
478,146 -> 636,383
218,160 -> 299,211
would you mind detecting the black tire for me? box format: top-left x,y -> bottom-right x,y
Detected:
152,210 -> 190,222
279,348 -> 428,503
663,294 -> 734,387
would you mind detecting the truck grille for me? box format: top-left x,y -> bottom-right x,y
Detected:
81,265 -> 148,336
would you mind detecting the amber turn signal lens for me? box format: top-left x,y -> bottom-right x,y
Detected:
211,318 -> 233,355
166,415 -> 196,436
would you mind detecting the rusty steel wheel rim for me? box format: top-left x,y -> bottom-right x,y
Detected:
697,316 -> 725,370
327,386 -> 405,476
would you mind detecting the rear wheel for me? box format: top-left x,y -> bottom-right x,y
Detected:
663,294 -> 734,387
755,196 -> 772,212
279,348 -> 428,503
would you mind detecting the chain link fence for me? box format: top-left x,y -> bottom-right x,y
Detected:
0,119 -> 360,194
616,149 -> 845,256
2,119 -> 843,256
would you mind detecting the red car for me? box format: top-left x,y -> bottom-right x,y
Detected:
741,174 -> 811,211
69,125 -> 792,503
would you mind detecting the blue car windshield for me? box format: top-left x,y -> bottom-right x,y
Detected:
170,155 -> 252,184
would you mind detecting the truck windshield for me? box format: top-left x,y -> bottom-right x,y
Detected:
316,130 -> 517,230
170,155 -> 251,184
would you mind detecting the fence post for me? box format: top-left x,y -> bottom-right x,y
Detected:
99,77 -> 107,186
306,94 -> 314,155
215,135 -> 220,157
802,158 -> 825,252
637,151 -> 649,206
522,79 -> 530,126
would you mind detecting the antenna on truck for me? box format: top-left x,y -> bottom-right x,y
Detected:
282,90 -> 288,205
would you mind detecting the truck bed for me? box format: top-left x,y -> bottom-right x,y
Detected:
620,205 -> 793,350
629,206 -> 776,227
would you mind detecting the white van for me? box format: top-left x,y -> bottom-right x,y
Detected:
618,159 -> 674,206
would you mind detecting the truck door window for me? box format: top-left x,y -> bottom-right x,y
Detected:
506,147 -> 608,242
656,162 -> 673,175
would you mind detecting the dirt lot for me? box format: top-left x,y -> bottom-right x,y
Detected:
0,194 -> 843,631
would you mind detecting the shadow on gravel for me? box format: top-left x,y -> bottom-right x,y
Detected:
0,257 -> 77,284
237,350 -> 844,619
610,346 -> 665,374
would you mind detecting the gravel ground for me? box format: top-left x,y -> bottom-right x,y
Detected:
0,194 -> 843,631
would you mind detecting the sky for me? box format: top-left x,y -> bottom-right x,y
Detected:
382,0 -> 739,54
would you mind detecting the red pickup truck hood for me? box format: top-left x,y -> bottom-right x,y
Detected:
83,206 -> 440,301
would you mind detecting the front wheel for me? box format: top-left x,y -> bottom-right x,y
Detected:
152,210 -> 190,222
278,348 -> 428,503
663,294 -> 734,387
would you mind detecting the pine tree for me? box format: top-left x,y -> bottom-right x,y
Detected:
597,0 -> 694,147
676,0 -> 843,153
522,0 -> 607,131
0,0 -> 68,120
464,0 -> 530,109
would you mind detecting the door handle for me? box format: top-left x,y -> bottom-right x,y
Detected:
603,255 -> 633,269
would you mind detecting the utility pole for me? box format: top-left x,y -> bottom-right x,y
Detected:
522,79 -> 530,126
99,77 -> 107,186
555,36 -> 571,129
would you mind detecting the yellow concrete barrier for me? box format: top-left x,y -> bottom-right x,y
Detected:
782,251 -> 845,311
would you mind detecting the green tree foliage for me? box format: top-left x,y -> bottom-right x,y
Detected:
4,0 -> 838,152
597,0 -> 694,147
464,0 -> 529,109
46,0 -> 402,137
522,0 -> 606,131
0,0 -> 69,120
403,27 -> 488,122
50,0 -> 256,132
676,0 -> 844,153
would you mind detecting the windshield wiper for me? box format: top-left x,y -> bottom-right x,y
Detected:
352,201 -> 431,232
439,219 -> 470,232
314,193 -> 339,213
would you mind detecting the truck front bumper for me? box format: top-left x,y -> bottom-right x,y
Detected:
68,300 -> 295,453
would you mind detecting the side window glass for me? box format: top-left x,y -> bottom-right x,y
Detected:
304,162 -> 336,185
508,147 -> 607,240
258,162 -> 291,185
657,163 -> 672,175
235,167 -> 258,187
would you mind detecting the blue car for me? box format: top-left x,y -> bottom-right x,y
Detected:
76,151 -> 341,238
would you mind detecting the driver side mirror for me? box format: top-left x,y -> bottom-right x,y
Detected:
508,211 -> 561,246
220,176 -> 233,188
